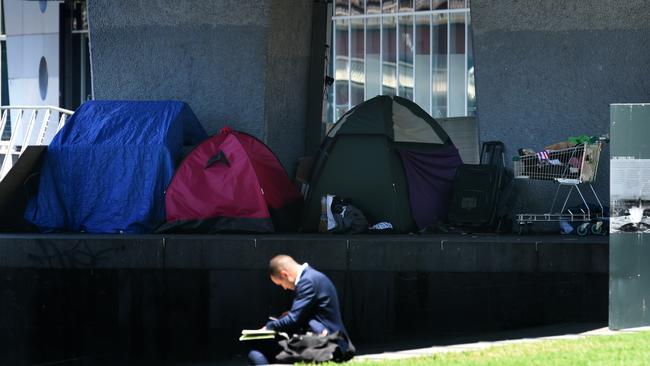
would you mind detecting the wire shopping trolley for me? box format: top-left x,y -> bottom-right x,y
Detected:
513,137 -> 608,235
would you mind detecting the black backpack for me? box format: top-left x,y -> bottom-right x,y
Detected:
275,332 -> 355,363
329,197 -> 368,234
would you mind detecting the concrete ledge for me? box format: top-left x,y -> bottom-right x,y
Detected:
0,234 -> 607,272
0,235 -> 162,269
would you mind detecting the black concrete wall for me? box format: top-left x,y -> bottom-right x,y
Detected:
0,234 -> 608,365
87,0 -> 315,173
471,0 -> 650,215
0,268 -> 607,365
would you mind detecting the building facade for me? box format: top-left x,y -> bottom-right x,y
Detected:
2,0 -> 650,216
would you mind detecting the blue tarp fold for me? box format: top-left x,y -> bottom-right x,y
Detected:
25,100 -> 207,233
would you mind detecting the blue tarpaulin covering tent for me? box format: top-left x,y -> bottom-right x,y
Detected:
25,100 -> 208,233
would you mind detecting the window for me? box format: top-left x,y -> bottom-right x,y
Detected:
330,0 -> 475,122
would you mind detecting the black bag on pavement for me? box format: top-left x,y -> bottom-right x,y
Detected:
275,332 -> 355,363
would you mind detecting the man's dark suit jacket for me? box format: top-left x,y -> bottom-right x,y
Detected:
265,266 -> 350,350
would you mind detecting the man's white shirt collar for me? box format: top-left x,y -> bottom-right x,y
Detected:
295,263 -> 309,285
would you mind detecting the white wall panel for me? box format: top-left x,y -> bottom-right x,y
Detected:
5,0 -> 59,104
4,0 -> 60,141
4,0 -> 59,36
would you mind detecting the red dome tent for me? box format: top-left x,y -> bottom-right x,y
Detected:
160,128 -> 303,233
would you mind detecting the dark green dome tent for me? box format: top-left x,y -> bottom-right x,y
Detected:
303,95 -> 462,233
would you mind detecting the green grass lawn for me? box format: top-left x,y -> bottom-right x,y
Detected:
334,331 -> 650,366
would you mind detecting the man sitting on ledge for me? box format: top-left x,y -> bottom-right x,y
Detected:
248,254 -> 352,365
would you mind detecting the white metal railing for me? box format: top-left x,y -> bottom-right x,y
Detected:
0,105 -> 74,181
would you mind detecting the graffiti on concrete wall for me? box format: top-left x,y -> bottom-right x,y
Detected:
27,240 -> 118,268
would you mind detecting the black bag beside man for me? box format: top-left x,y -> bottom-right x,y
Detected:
275,332 -> 355,364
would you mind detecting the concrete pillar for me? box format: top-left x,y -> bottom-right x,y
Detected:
87,0 -> 315,173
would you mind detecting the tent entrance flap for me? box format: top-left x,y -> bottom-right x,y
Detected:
398,145 -> 464,229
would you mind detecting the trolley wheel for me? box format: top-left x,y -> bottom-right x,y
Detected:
590,221 -> 606,236
576,222 -> 590,236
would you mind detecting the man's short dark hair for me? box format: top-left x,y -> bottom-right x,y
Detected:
268,254 -> 293,277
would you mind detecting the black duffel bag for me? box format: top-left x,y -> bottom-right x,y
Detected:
275,332 -> 355,363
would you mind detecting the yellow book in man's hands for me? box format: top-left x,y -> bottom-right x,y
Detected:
239,329 -> 276,341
